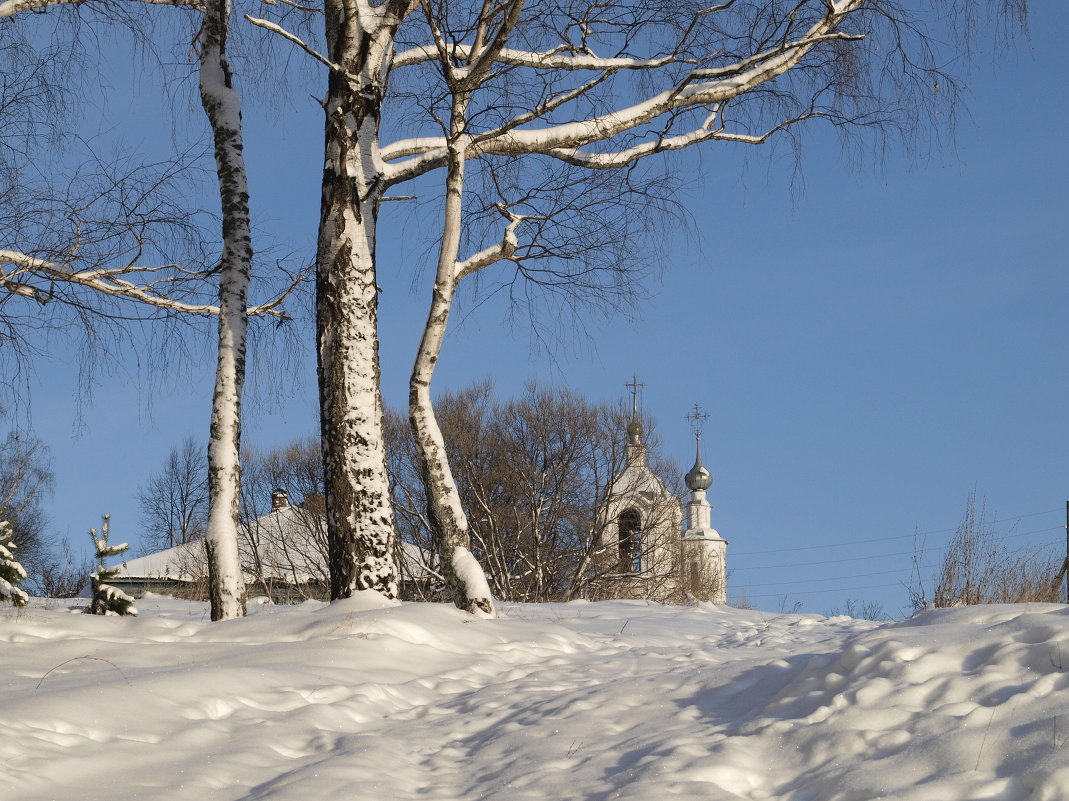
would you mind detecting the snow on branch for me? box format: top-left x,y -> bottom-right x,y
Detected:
543,107 -> 818,169
455,205 -> 525,281
380,0 -> 862,184
394,44 -> 687,71
0,250 -> 298,319
88,515 -> 137,617
381,68 -> 619,177
0,521 -> 29,608
687,32 -> 865,82
0,0 -> 203,18
257,0 -> 320,12
395,0 -> 740,71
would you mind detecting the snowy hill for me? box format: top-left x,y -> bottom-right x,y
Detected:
2,597 -> 1068,801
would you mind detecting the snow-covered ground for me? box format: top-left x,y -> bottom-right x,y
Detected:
2,595 -> 1068,801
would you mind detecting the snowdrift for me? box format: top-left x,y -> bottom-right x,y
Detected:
1,596 -> 1067,801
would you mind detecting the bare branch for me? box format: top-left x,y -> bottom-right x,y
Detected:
0,250 -> 294,319
244,15 -> 345,75
0,0 -> 203,17
258,0 -> 320,13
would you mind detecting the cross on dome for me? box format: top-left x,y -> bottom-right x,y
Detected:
625,374 -> 647,447
684,402 -> 713,491
625,374 -> 646,419
686,403 -> 709,441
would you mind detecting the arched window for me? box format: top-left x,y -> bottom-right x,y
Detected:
618,508 -> 642,573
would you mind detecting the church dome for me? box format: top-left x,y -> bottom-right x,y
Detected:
685,454 -> 713,491
627,417 -> 644,444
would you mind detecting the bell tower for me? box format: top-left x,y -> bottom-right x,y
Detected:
681,404 -> 727,603
595,376 -> 681,600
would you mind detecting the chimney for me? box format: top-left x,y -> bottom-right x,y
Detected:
271,488 -> 289,511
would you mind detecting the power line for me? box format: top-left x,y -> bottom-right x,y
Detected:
738,562 -> 942,589
741,581 -> 906,600
719,506 -> 1066,603
731,549 -> 920,571
730,509 -> 1063,557
913,507 -> 1062,536
730,528 -> 1065,571
733,535 -> 1067,601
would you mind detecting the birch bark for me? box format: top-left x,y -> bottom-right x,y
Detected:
198,0 -> 253,620
317,1 -> 413,600
409,89 -> 493,615
404,1 -> 529,614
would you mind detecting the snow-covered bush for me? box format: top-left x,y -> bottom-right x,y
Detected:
0,520 -> 29,607
89,515 -> 137,616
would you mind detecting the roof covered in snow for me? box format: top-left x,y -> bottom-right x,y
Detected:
116,506 -> 432,583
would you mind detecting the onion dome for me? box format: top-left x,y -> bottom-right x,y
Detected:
627,417 -> 644,445
685,444 -> 713,491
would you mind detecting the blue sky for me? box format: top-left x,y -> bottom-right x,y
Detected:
19,3 -> 1069,617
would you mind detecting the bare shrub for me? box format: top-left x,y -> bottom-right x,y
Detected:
36,538 -> 93,599
911,493 -> 1064,611
825,598 -> 887,621
731,593 -> 756,611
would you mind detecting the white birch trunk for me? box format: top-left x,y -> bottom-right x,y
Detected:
317,3 -> 407,600
199,0 -> 251,620
409,97 -> 493,615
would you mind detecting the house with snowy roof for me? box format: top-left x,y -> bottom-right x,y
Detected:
112,489 -> 434,602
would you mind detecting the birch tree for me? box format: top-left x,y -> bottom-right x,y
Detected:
0,141 -> 284,620
237,0 -> 417,601
197,0 -> 258,620
248,0 -> 1024,608
307,0 -> 411,602
405,0 -> 524,615
1,0 -> 298,620
406,0 -> 688,612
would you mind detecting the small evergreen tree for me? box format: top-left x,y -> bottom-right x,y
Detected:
0,520 -> 29,607
89,515 -> 137,616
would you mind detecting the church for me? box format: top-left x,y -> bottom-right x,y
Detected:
113,379 -> 727,606
591,386 -> 728,604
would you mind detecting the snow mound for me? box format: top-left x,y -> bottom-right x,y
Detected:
732,603 -> 1069,801
1,599 -> 1068,801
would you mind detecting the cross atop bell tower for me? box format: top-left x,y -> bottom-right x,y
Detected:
626,375 -> 646,420
624,374 -> 648,463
